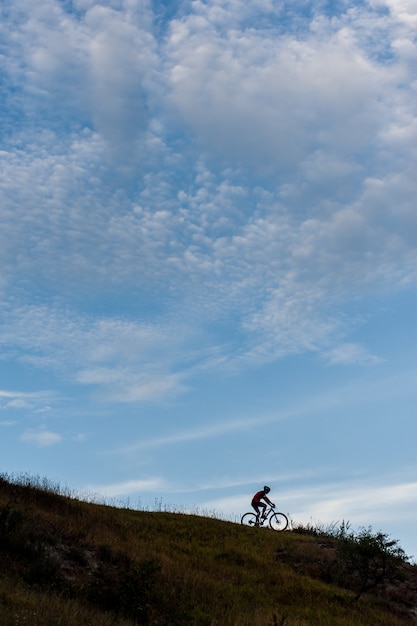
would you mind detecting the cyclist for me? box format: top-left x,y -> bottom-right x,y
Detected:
251,485 -> 275,523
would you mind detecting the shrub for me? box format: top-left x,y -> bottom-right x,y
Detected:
336,526 -> 407,600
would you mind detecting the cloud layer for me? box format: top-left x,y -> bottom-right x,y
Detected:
1,0 -> 416,405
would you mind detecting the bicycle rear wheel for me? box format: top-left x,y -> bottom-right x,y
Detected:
241,512 -> 258,527
269,512 -> 288,531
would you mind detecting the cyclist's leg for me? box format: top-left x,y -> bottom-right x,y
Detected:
253,501 -> 266,521
251,501 -> 262,524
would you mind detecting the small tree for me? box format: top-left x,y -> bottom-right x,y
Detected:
337,526 -> 407,600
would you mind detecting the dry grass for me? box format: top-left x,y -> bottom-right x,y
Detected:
0,473 -> 415,625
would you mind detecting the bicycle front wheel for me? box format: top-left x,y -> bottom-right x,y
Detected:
269,512 -> 289,531
241,512 -> 258,527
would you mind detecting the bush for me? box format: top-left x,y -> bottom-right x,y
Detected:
336,526 -> 407,600
289,520 -> 409,602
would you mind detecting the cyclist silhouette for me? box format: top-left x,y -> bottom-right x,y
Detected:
251,485 -> 275,522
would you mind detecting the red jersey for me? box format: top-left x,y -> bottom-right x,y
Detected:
252,490 -> 270,503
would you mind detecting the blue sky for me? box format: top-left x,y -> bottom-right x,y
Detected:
1,0 -> 416,557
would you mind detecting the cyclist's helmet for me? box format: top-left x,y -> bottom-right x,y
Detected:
264,485 -> 271,493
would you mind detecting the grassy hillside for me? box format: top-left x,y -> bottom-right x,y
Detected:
0,474 -> 416,625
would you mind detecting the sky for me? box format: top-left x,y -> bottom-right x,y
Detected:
1,0 -> 416,558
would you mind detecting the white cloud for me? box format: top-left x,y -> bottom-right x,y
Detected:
0,305 -> 192,402
85,2 -> 157,152
3,399 -> 32,409
85,477 -> 164,498
0,390 -> 54,412
1,0 -> 158,157
119,416 -> 262,452
166,2 -> 386,173
0,391 -> 23,398
72,432 -> 88,442
78,368 -> 186,402
383,0 -> 417,25
20,430 -> 62,447
324,343 -> 383,365
288,480 -> 417,527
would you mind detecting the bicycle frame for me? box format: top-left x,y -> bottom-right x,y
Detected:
257,504 -> 275,524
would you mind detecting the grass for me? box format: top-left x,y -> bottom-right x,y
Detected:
0,473 -> 416,625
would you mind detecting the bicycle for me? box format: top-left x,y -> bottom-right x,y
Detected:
241,504 -> 289,531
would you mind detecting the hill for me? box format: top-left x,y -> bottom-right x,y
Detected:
0,474 -> 416,625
